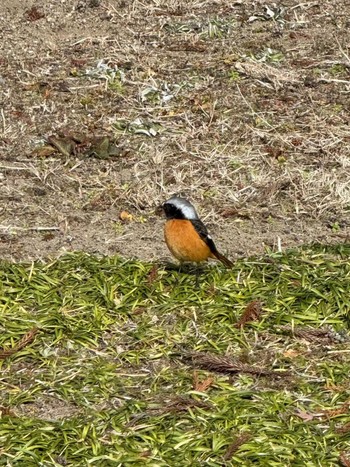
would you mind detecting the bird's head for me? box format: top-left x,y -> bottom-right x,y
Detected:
156,196 -> 199,220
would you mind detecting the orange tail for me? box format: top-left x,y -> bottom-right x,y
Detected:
215,252 -> 234,268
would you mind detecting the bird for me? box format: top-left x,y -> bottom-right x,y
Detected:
159,196 -> 233,268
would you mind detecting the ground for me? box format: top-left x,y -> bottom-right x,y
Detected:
0,0 -> 349,263
0,2 -> 350,465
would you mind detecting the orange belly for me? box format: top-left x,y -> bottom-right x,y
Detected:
164,219 -> 214,263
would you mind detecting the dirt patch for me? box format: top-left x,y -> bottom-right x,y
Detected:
0,0 -> 349,262
17,396 -> 80,421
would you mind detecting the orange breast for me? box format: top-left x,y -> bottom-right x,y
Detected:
164,219 -> 214,263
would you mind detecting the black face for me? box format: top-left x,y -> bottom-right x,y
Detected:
163,202 -> 185,219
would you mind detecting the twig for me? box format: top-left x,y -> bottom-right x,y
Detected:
0,328 -> 39,360
335,37 -> 350,67
0,108 -> 6,133
223,433 -> 252,461
0,226 -> 60,232
317,78 -> 350,85
181,350 -> 291,377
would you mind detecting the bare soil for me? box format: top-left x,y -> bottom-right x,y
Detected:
0,0 -> 349,263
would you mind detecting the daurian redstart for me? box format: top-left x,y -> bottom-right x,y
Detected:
159,196 -> 233,268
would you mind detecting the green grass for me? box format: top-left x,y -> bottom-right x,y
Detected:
0,244 -> 350,466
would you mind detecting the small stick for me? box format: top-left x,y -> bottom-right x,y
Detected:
0,226 -> 60,232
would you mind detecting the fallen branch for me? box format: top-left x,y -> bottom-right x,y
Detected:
181,350 -> 291,377
277,325 -> 348,344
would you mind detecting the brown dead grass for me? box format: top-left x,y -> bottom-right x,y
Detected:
0,0 -> 349,261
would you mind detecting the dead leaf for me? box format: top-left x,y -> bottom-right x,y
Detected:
0,406 -> 16,417
33,146 -> 57,157
92,136 -> 110,159
119,211 -> 133,222
235,300 -> 263,328
47,136 -> 76,157
294,409 -> 317,422
71,58 -> 88,68
133,307 -> 147,315
340,452 -> 350,467
321,400 -> 350,418
336,422 -> 350,434
220,208 -> 239,218
147,265 -> 158,285
324,382 -> 347,392
88,136 -> 117,159
25,6 -> 45,21
192,371 -> 214,392
43,233 -> 55,241
265,145 -> 283,159
283,349 -> 300,358
220,208 -> 251,219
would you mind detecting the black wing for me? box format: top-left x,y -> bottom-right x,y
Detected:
190,219 -> 219,256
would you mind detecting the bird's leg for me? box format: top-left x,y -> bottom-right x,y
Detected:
194,267 -> 201,288
171,260 -> 184,287
178,261 -> 184,275
191,262 -> 207,289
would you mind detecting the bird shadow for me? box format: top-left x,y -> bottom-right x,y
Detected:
158,260 -> 207,276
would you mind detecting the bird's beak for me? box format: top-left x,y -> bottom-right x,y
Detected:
155,204 -> 165,217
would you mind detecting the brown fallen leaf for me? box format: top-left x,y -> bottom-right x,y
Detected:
235,300 -> 263,328
132,307 -> 147,315
283,349 -> 300,358
0,406 -> 16,417
25,6 -> 45,21
321,400 -> 350,418
33,145 -> 57,157
147,265 -> 159,285
47,135 -> 76,157
340,452 -> 350,467
88,136 -> 111,159
220,208 -> 251,219
324,382 -> 347,392
119,211 -> 133,222
294,408 -> 319,422
265,145 -> 283,159
336,422 -> 350,434
192,371 -> 214,392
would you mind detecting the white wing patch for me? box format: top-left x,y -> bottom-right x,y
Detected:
180,203 -> 198,220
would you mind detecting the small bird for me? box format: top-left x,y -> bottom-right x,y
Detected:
159,196 -> 233,268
